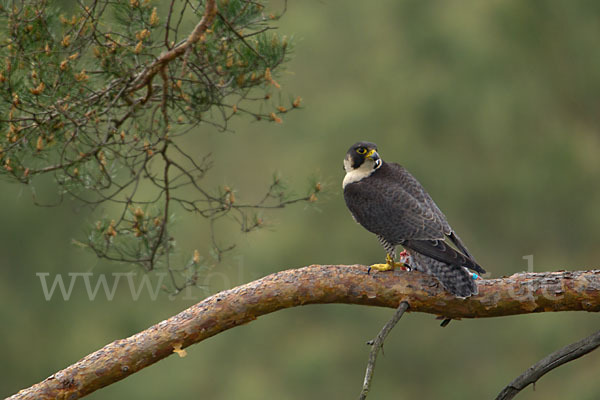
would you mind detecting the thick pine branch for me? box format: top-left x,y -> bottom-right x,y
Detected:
7,266 -> 600,400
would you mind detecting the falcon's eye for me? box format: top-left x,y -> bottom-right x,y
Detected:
356,147 -> 367,155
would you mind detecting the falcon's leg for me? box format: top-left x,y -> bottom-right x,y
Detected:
369,253 -> 396,272
369,253 -> 409,273
369,237 -> 406,273
369,237 -> 413,273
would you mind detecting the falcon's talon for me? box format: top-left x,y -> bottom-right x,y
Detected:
368,252 -> 411,273
387,253 -> 410,270
369,263 -> 394,272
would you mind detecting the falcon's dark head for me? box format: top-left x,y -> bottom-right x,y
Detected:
344,141 -> 381,171
343,141 -> 382,188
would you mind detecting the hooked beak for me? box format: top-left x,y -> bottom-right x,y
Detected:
366,149 -> 382,168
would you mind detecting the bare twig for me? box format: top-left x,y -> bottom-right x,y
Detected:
6,267 -> 600,400
495,329 -> 600,400
359,301 -> 410,400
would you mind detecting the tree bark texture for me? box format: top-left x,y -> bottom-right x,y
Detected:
7,266 -> 600,400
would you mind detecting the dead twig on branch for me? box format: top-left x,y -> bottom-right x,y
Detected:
7,266 -> 600,400
495,328 -> 600,400
359,301 -> 410,400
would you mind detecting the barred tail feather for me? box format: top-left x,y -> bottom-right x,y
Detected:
407,251 -> 478,298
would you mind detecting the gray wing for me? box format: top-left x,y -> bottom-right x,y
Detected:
344,162 -> 449,241
388,163 -> 453,238
344,162 -> 485,274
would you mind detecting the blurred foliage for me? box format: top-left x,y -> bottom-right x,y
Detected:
0,0 -> 316,292
2,0 -> 600,399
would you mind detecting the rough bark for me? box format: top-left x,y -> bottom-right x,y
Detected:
7,266 -> 600,400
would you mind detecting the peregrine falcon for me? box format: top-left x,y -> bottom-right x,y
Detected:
343,141 -> 486,297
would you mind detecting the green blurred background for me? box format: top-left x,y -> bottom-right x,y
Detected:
2,0 -> 600,398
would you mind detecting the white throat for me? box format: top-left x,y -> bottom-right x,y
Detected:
343,158 -> 381,188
